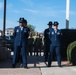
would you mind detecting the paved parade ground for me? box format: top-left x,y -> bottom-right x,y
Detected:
0,56 -> 76,75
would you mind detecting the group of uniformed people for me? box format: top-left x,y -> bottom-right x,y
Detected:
27,32 -> 43,56
44,21 -> 62,67
34,32 -> 43,56
12,17 -> 62,68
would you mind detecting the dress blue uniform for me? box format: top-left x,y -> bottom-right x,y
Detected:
48,21 -> 62,67
44,21 -> 53,61
44,28 -> 53,61
12,18 -> 30,68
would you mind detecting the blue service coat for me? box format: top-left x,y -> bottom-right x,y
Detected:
12,26 -> 30,66
50,29 -> 62,46
44,28 -> 53,45
14,26 -> 30,46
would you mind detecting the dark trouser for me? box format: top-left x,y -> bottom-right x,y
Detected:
12,45 -> 27,67
28,44 -> 33,56
44,45 -> 50,61
48,46 -> 61,66
34,45 -> 42,56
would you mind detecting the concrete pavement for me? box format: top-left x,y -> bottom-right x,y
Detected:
0,56 -> 76,75
0,56 -> 41,75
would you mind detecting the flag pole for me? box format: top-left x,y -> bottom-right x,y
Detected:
66,0 -> 70,29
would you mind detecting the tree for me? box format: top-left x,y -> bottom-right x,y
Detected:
27,24 -> 36,36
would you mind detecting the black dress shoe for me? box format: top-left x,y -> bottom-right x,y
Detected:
12,64 -> 16,68
23,66 -> 28,68
58,65 -> 62,67
20,64 -> 28,68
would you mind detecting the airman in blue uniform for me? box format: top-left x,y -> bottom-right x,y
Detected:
48,21 -> 62,67
12,18 -> 30,68
23,19 -> 30,56
44,21 -> 53,61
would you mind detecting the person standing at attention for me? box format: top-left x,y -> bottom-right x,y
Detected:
44,21 -> 53,62
12,18 -> 30,68
48,21 -> 62,67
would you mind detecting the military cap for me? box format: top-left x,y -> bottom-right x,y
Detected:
54,21 -> 59,26
18,17 -> 25,23
24,19 -> 27,24
47,21 -> 52,25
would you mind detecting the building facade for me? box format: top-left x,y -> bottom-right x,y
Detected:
5,28 -> 14,36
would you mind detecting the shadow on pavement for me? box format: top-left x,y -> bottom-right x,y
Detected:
0,56 -> 45,68
0,56 -> 75,69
